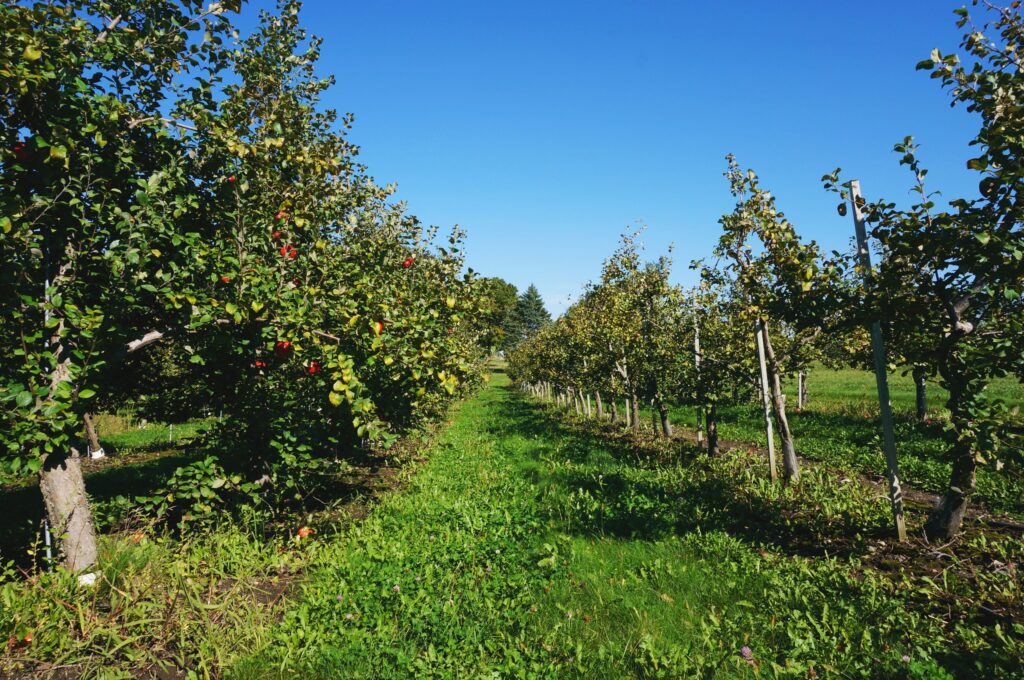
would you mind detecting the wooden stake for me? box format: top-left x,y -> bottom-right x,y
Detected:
849,179 -> 907,542
755,319 -> 778,482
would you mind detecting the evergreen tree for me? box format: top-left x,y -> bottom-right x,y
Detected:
510,284 -> 552,345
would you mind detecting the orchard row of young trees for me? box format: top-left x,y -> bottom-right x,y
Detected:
1,1 -> 496,575
509,1 -> 1024,541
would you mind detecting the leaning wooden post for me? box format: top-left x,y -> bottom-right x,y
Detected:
755,319 -> 779,482
848,179 -> 907,542
694,321 -> 704,450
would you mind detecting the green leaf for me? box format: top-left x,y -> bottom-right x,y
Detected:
22,44 -> 42,61
78,388 -> 96,399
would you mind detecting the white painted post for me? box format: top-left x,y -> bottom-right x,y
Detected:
848,179 -> 907,542
694,322 -> 704,449
755,320 -> 778,482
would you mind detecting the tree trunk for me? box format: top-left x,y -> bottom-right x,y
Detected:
39,448 -> 98,572
925,378 -> 973,539
83,412 -> 102,456
595,391 -> 604,419
706,402 -> 719,456
760,323 -> 799,482
610,398 -> 619,424
924,444 -> 975,540
914,367 -> 928,423
651,399 -> 659,434
40,342 -> 99,573
655,396 -> 672,437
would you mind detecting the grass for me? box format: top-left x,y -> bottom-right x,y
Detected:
0,417 -> 210,564
87,414 -> 209,457
631,366 -> 1024,518
233,369 -> 1022,678
2,368 -> 1021,677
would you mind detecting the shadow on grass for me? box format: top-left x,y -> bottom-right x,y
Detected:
0,449 -> 197,569
489,384 -> 887,560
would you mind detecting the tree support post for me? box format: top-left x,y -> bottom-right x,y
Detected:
849,179 -> 907,542
694,322 -> 704,450
755,320 -> 778,482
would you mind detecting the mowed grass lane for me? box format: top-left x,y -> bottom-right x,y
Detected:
234,369 -> 1016,678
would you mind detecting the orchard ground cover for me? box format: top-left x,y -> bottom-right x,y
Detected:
641,366 -> 1024,519
2,366 -> 1021,677
236,367 -> 1022,678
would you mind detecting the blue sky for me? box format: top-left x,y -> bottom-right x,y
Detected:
242,1 -> 982,315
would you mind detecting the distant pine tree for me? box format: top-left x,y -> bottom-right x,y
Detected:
510,284 -> 552,345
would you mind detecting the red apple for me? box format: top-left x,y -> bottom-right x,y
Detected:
220,275 -> 231,283
275,210 -> 288,221
227,175 -> 237,183
12,141 -> 30,163
402,256 -> 415,268
287,246 -> 297,259
255,359 -> 267,369
272,230 -> 282,239
307,360 -> 320,375
374,321 -> 384,335
274,340 -> 293,359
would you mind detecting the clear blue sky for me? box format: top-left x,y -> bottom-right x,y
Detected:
242,0 -> 981,315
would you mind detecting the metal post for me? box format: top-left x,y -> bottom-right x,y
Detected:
44,518 -> 53,570
848,179 -> 907,542
755,320 -> 778,482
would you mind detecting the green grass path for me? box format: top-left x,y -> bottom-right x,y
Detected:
234,370 -> 1015,678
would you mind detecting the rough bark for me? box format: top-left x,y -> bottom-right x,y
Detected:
924,444 -> 975,540
925,377 -> 974,539
595,391 -> 604,419
39,448 -> 98,572
40,328 -> 99,572
655,396 -> 672,437
706,402 -> 720,456
913,367 -> 928,423
760,324 -> 799,482
83,412 -> 101,455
